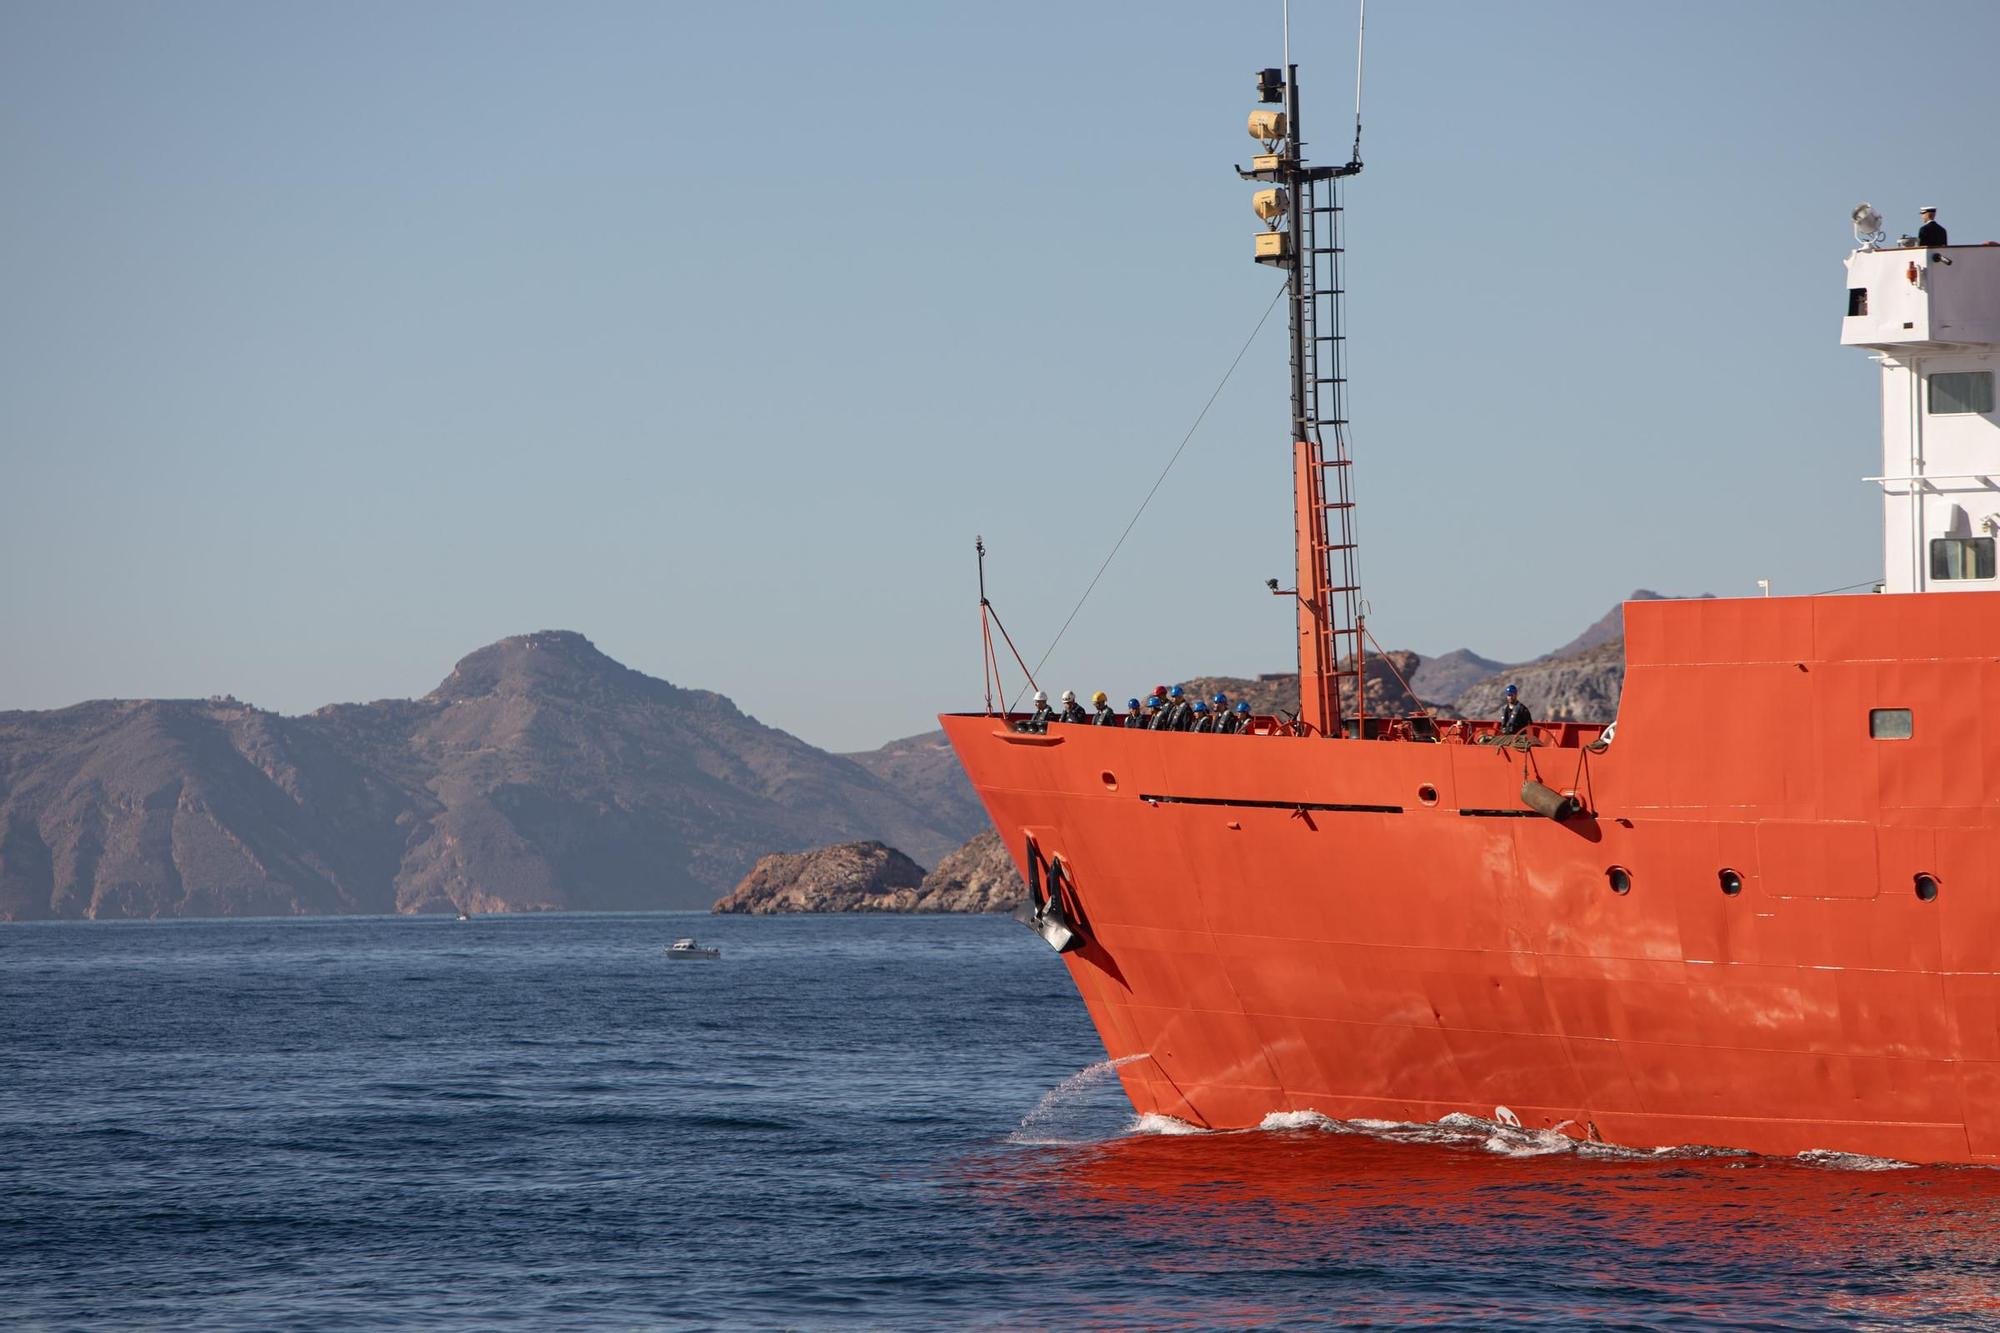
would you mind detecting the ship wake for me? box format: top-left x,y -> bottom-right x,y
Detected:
1258,1108 -> 1917,1169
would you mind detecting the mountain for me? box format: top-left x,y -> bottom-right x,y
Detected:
841,729 -> 987,848
1409,649 -> 1508,706
0,632 -> 968,920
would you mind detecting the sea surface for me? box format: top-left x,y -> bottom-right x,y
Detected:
5,913 -> 2000,1330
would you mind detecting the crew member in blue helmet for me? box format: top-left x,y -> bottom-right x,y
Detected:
1233,701 -> 1254,734
1123,698 -> 1148,729
1189,700 -> 1214,733
1215,696 -> 1241,734
1165,685 -> 1194,731
1147,694 -> 1171,730
1499,683 -> 1533,735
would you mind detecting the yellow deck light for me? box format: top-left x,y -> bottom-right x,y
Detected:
1253,188 -> 1289,222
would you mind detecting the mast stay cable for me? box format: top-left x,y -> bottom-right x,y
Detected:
1009,281 -> 1289,709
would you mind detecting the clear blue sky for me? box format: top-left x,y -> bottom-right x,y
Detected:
5,1 -> 1998,752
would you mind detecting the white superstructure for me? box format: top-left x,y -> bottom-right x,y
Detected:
1844,239 -> 2000,593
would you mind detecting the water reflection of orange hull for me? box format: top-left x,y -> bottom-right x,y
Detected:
944,594 -> 2000,1165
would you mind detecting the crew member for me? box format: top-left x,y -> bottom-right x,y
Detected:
1165,685 -> 1194,731
1918,206 -> 1949,248
1233,701 -> 1254,734
1123,697 -> 1148,729
1499,683 -> 1532,735
1090,691 -> 1116,725
1027,689 -> 1055,729
1058,689 -> 1089,725
1147,695 -> 1172,729
1189,700 -> 1214,733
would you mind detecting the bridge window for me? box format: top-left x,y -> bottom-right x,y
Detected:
1929,371 -> 1994,415
1869,708 -> 1913,740
1847,287 -> 1868,317
1930,536 -> 1995,580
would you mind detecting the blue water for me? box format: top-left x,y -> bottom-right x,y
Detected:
6,914 -> 2000,1330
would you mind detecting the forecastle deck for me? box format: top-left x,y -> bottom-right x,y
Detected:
941,592 -> 2000,1163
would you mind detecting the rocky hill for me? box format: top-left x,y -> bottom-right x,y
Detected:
711,829 -> 1025,915
711,840 -> 929,914
1453,638 -> 1628,723
0,632 -> 969,920
1181,650 -> 1427,724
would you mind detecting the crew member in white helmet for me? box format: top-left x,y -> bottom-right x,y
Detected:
1026,689 -> 1055,729
1058,689 -> 1089,725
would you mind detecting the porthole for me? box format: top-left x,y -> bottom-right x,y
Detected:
1099,771 -> 1119,792
1719,868 -> 1743,897
1915,873 -> 1940,902
1606,866 -> 1633,895
1417,784 -> 1439,806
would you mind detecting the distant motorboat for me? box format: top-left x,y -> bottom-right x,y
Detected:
665,937 -> 720,960
456,909 -> 471,922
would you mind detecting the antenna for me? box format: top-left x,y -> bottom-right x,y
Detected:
1351,0 -> 1366,165
1851,202 -> 1885,249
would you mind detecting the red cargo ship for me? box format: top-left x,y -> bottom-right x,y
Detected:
942,63 -> 2000,1164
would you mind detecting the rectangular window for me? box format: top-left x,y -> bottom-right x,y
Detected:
1929,371 -> 1995,415
1930,536 -> 1996,580
1847,287 -> 1868,317
1869,708 -> 1913,740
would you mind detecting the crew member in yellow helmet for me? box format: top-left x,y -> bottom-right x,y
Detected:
1090,691 -> 1116,726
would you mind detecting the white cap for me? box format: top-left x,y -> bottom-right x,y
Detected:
1033,689 -> 1047,703
1921,205 -> 1939,214
1060,689 -> 1076,702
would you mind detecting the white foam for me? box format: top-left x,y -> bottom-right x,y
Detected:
1127,1112 -> 1210,1136
1797,1148 -> 1916,1171
1258,1109 -> 1345,1133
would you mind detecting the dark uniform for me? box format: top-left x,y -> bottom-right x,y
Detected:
1148,701 -> 1173,730
1499,698 -> 1533,735
1026,700 -> 1055,729
1092,702 -> 1116,726
1166,699 -> 1195,731
1059,698 -> 1088,725
1124,701 -> 1148,729
1918,213 -> 1949,247
1215,708 -> 1240,735
1190,708 -> 1214,733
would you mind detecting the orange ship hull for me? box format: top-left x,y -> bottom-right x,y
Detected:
943,593 -> 2000,1164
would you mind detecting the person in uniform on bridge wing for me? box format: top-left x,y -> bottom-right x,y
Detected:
1123,697 -> 1148,729
1499,683 -> 1533,736
1918,206 -> 1948,248
1090,691 -> 1116,726
1058,689 -> 1089,725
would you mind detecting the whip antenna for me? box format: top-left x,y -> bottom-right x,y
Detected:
1351,0 -> 1366,164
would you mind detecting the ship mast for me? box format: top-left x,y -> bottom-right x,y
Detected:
1243,64 -> 1363,736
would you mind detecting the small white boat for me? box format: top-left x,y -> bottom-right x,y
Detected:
665,937 -> 720,960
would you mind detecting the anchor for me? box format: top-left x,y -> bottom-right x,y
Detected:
1013,835 -> 1085,953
